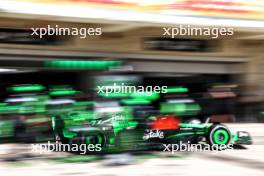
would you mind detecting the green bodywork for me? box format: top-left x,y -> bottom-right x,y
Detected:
0,121 -> 15,138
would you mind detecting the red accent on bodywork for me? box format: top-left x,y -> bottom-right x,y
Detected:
152,115 -> 180,130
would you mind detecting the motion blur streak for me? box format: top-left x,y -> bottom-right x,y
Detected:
0,0 -> 264,176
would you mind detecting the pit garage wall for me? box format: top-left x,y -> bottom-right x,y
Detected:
125,59 -> 244,74
0,18 -> 262,95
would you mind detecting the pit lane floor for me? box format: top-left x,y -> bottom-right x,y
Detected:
0,144 -> 264,176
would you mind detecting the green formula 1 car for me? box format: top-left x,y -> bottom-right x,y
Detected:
51,104 -> 252,153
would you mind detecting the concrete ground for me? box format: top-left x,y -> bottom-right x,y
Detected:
0,144 -> 263,176
0,123 -> 263,176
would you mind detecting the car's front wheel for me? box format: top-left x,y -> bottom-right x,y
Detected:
208,124 -> 231,146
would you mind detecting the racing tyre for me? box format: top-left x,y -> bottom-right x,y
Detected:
208,124 -> 231,147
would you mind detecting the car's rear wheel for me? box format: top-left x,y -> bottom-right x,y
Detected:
84,133 -> 105,146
